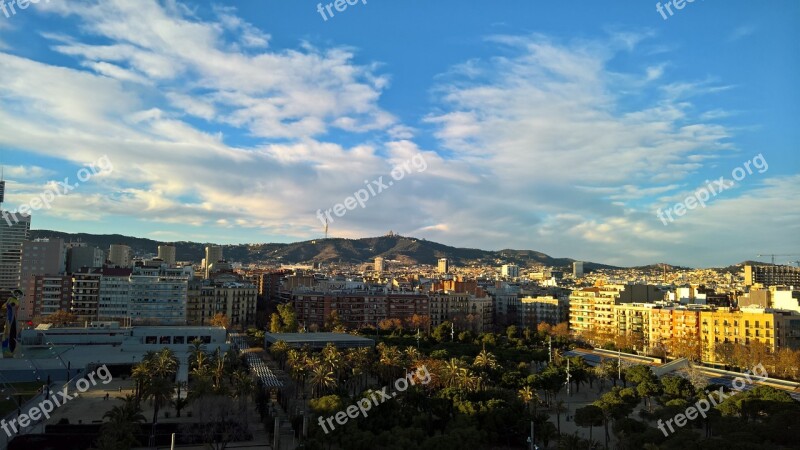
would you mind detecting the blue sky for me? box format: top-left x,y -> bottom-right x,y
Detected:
0,0 -> 798,267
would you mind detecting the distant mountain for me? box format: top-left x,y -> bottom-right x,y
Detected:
28,230 -> 617,269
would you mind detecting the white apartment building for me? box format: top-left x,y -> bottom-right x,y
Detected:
128,266 -> 192,325
98,268 -> 133,321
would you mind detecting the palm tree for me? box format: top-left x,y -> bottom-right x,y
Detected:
404,347 -> 422,369
270,340 -> 290,369
518,386 -> 534,412
153,348 -> 178,379
310,365 -> 336,398
377,344 -> 402,382
131,364 -> 151,404
232,369 -> 255,410
554,399 -> 568,435
96,396 -> 146,450
189,340 -> 207,371
143,376 -> 175,424
321,343 -> 342,381
473,346 -> 498,371
441,358 -> 463,389
104,394 -> 146,425
211,351 -> 226,389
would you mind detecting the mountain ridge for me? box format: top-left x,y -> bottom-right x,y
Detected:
28,230 -> 616,269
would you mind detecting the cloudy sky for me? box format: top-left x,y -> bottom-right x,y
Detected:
0,0 -> 798,267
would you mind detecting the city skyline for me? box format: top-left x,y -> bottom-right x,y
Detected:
1,0 -> 798,268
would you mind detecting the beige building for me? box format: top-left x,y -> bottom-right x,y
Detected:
568,286 -> 621,338
437,258 -> 450,274
108,244 -> 132,268
187,278 -> 257,328
157,244 -> 177,266
519,295 -> 568,327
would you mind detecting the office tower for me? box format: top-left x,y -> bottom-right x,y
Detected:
67,245 -> 105,273
0,181 -> 31,291
109,244 -> 132,268
19,238 -> 66,319
21,238 -> 66,278
204,245 -> 223,279
744,264 -> 800,287
501,264 -> 519,278
437,258 -> 449,274
374,256 -> 385,273
573,261 -> 584,278
157,244 -> 176,266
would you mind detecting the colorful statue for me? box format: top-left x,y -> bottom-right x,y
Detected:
1,289 -> 22,357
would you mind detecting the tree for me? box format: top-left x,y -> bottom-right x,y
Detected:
184,395 -> 249,450
473,346 -> 498,371
310,365 -> 336,398
660,375 -> 695,403
553,399 -> 568,434
42,309 -> 77,325
625,365 -> 661,412
270,303 -> 299,333
209,313 -> 230,328
506,325 -> 519,340
432,321 -> 453,342
552,322 -> 570,339
574,404 -> 604,442
95,395 -> 145,450
324,311 -> 345,332
144,375 -> 175,425
269,340 -> 290,369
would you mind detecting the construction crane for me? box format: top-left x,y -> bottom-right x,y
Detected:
756,254 -> 800,265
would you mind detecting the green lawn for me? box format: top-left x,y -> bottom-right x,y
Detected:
0,381 -> 47,416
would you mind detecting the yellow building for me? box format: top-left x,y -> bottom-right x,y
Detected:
568,286 -> 621,338
614,303 -> 657,351
699,308 -> 778,363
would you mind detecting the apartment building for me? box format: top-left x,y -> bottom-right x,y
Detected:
290,290 -> 429,330
128,266 -> 191,325
700,308 -> 779,363
97,268 -> 133,321
186,278 -> 257,328
614,303 -> 657,351
519,295 -> 568,327
429,291 -> 470,327
745,264 -> 800,287
71,268 -> 102,322
27,275 -> 72,318
568,286 -> 621,337
649,307 -> 702,348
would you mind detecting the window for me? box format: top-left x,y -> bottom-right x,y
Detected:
145,336 -> 157,344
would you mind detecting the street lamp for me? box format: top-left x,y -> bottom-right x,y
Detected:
46,341 -> 70,381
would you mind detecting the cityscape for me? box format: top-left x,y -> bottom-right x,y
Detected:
1,1 -> 799,450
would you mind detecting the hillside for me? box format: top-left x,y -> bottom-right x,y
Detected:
28,230 -> 616,269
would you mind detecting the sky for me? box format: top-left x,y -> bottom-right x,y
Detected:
0,0 -> 798,268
